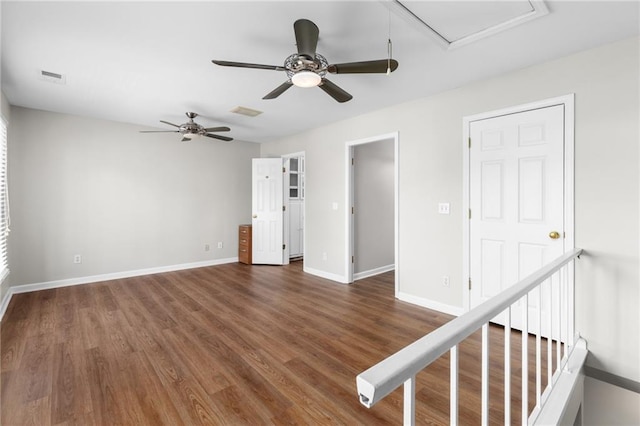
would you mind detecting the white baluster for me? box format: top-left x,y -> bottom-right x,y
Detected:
505,307 -> 511,425
556,274 -> 561,374
450,345 -> 458,426
404,376 -> 415,426
522,293 -> 528,425
536,285 -> 542,408
482,323 -> 489,426
547,275 -> 553,388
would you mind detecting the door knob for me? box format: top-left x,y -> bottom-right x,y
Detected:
252,214 -> 257,219
549,231 -> 560,240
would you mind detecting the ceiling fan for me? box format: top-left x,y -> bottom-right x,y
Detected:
212,19 -> 399,103
139,112 -> 233,142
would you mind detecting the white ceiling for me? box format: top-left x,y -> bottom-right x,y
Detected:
2,1 -> 639,143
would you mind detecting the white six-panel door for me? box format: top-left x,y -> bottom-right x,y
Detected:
252,158 -> 286,265
469,104 -> 565,334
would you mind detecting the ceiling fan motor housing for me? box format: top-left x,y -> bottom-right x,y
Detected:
181,112 -> 204,135
180,123 -> 204,135
284,53 -> 328,80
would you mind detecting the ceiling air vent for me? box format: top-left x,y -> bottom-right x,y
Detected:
39,69 -> 66,84
230,106 -> 262,117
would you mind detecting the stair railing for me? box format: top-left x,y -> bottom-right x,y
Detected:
356,248 -> 583,425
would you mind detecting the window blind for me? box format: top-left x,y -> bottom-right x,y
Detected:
0,117 -> 9,283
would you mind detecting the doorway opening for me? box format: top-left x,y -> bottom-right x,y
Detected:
283,152 -> 305,266
345,132 -> 399,295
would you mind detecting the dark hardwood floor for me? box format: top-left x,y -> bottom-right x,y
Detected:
1,261 -> 552,425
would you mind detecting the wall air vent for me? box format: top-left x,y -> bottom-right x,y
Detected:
230,106 -> 263,117
38,69 -> 66,84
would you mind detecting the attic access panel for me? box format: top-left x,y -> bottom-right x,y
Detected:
387,0 -> 549,49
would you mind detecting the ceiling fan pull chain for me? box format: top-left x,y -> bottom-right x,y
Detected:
387,39 -> 393,76
387,9 -> 392,76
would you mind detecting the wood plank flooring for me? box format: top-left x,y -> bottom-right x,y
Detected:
1,261 -> 554,425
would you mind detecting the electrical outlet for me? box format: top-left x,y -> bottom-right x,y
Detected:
442,276 -> 450,287
322,252 -> 327,261
438,203 -> 450,215
217,242 -> 223,249
73,254 -> 82,264
204,244 -> 210,251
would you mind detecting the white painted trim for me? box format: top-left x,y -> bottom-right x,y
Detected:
347,144 -> 354,283
303,266 -> 349,284
397,291 -> 464,317
354,264 -> 395,281
282,157 -> 291,265
281,151 -> 306,267
0,257 -> 238,321
462,94 -> 576,313
462,118 -> 471,312
345,132 -> 400,297
281,151 -> 305,160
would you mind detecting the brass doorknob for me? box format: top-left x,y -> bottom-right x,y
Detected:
549,231 -> 560,240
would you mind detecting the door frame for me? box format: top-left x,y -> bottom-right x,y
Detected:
282,151 -> 305,267
462,94 -> 575,312
345,132 -> 399,296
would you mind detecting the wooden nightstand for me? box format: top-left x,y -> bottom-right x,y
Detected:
238,225 -> 252,264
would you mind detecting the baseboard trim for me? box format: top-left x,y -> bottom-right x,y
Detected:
354,264 -> 395,281
397,291 -> 464,316
584,365 -> 640,394
303,266 -> 349,284
0,257 -> 238,321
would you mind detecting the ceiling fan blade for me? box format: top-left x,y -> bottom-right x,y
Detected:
204,133 -> 234,142
294,19 -> 319,58
159,120 -> 181,127
318,79 -> 353,103
139,130 -> 180,133
212,60 -> 285,71
328,59 -> 399,74
263,81 -> 294,100
204,126 -> 231,132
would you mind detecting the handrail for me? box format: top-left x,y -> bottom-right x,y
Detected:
356,248 -> 583,409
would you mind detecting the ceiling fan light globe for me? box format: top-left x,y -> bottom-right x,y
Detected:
291,70 -> 321,88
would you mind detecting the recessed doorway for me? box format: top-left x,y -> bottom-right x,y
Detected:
345,132 -> 399,295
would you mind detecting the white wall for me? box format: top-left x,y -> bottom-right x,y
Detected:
261,37 -> 639,382
354,139 -> 394,275
583,377 -> 640,425
7,107 -> 259,287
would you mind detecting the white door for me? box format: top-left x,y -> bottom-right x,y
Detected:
252,158 -> 287,265
469,104 -> 565,334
